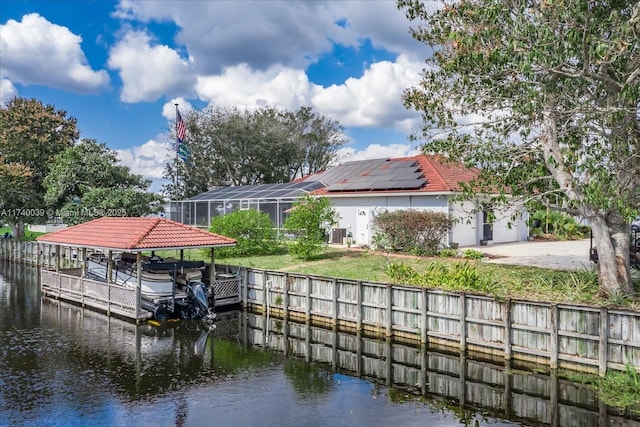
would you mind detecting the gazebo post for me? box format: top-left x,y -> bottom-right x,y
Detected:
107,250 -> 113,284
55,244 -> 60,272
209,247 -> 215,285
180,249 -> 184,261
81,247 -> 87,277
136,252 -> 142,322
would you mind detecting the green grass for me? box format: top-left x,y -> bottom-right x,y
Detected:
0,226 -> 45,241
152,246 -> 612,306
562,366 -> 640,411
142,245 -> 640,308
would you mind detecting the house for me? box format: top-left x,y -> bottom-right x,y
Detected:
170,154 -> 529,247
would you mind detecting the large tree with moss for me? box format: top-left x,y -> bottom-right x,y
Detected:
162,106 -> 346,199
0,97 -> 79,237
398,0 -> 640,296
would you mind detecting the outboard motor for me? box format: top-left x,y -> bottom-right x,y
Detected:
186,281 -> 216,325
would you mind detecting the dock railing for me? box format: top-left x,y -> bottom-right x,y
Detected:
41,268 -> 146,320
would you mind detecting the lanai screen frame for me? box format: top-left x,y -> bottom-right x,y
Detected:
170,181 -> 326,228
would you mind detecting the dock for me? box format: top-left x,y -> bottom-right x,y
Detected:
33,217 -> 240,322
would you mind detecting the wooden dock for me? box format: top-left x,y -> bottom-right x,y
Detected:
0,240 -> 242,319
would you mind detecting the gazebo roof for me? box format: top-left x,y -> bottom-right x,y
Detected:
36,217 -> 236,251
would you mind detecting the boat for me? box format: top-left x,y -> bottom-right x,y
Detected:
86,253 -> 215,322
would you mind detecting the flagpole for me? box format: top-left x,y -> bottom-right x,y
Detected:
175,103 -> 179,197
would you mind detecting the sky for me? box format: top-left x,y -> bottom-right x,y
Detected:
0,0 -> 432,192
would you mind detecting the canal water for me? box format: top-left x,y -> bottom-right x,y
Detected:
0,261 -> 637,427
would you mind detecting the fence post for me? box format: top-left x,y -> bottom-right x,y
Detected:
421,288 -> 428,346
283,273 -> 289,319
460,293 -> 467,351
599,306 -> 608,376
504,298 -> 512,360
550,304 -> 558,370
356,281 -> 363,332
305,275 -> 311,320
332,278 -> 338,328
262,271 -> 268,310
385,285 -> 393,338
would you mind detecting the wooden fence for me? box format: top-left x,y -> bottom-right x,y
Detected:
235,267 -> 640,375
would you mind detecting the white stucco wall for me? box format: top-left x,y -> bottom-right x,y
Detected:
329,194 -> 528,247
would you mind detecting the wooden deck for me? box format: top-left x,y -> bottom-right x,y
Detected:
41,267 -> 242,322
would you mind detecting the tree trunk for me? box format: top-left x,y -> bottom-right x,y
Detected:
11,220 -> 25,240
590,216 -> 633,297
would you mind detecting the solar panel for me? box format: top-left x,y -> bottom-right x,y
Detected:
184,156 -> 430,199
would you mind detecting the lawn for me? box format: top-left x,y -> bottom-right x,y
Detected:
0,226 -> 45,241
155,246 -> 637,308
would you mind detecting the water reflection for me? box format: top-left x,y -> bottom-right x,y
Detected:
239,313 -> 640,427
2,261 -> 639,426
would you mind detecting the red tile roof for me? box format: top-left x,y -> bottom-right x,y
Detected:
37,217 -> 236,250
310,154 -> 478,195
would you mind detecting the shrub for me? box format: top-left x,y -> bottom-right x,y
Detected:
462,249 -> 484,260
385,260 -> 495,293
206,209 -> 278,258
284,196 -> 339,260
529,210 -> 589,239
438,248 -> 458,258
373,210 -> 454,256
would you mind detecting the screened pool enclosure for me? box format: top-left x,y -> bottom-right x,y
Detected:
170,181 -> 325,228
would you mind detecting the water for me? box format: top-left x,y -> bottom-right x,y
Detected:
0,261 -> 635,427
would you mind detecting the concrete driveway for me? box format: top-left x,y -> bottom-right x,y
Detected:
466,239 -> 594,271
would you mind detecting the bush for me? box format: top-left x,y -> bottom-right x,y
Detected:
385,260 -> 495,293
529,210 -> 589,239
284,196 -> 339,260
438,248 -> 458,258
206,209 -> 278,258
462,249 -> 484,260
373,210 -> 454,256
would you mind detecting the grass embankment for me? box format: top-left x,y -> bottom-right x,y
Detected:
155,245 -> 634,307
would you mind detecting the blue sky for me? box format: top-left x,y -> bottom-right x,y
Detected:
0,0 -> 430,192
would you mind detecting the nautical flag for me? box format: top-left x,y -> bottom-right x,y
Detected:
176,106 -> 189,163
177,142 -> 190,162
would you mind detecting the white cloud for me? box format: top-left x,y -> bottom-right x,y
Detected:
0,14 -> 109,93
113,1 -> 430,73
312,54 -> 422,129
115,1 -> 345,72
116,139 -> 172,180
336,143 -> 420,164
108,30 -> 196,102
161,98 -> 194,120
196,64 -> 321,111
109,1 -> 426,134
0,79 -> 17,106
195,55 -> 422,133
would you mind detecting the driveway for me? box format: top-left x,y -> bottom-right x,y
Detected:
466,239 -> 594,271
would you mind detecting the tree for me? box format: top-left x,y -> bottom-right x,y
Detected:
0,159 -> 32,224
283,195 -> 339,260
162,106 -> 346,199
43,139 -> 162,225
0,97 -> 79,237
207,209 -> 278,257
398,0 -> 640,296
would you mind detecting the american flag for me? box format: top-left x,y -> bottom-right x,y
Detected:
176,108 -> 186,143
